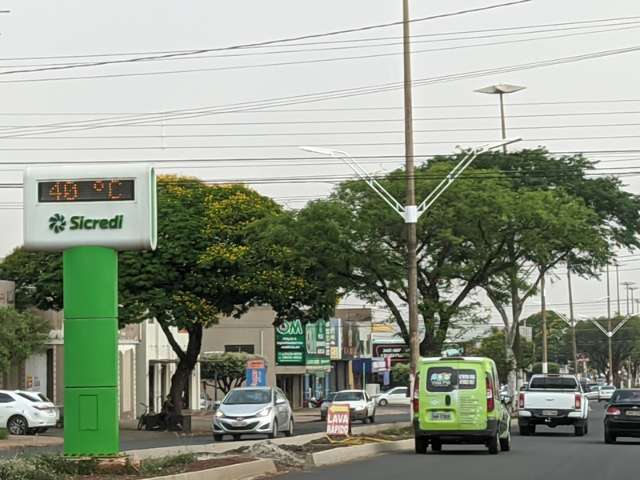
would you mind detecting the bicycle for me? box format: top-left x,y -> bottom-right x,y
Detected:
137,402 -> 165,431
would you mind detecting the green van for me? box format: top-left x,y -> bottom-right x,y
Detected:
413,356 -> 511,455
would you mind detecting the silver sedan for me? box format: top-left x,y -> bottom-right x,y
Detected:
213,387 -> 294,441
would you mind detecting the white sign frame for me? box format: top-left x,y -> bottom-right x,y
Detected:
23,165 -> 157,251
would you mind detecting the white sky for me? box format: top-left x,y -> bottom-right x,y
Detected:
1,0 -> 640,324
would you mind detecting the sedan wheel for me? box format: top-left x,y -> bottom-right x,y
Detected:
285,418 -> 294,437
7,415 -> 28,436
378,399 -> 388,406
268,420 -> 278,439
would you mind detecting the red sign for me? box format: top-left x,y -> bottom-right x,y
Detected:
326,404 -> 351,437
246,359 -> 266,369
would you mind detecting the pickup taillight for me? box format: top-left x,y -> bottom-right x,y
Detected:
486,377 -> 495,412
412,372 -> 420,415
519,392 -> 525,409
575,393 -> 581,410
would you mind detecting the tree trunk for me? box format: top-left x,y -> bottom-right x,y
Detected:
161,323 -> 203,414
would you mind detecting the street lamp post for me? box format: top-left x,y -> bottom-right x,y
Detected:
475,84 -> 526,153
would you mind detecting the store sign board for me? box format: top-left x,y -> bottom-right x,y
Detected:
275,320 -> 305,365
326,404 -> 351,437
306,320 -> 330,367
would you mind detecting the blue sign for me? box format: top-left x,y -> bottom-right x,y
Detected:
246,368 -> 267,387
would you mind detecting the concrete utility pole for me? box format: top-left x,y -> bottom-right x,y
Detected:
622,282 -> 634,317
616,262 -> 621,316
541,271 -> 548,374
567,264 -> 577,374
402,0 -> 420,380
607,265 -> 612,384
630,287 -> 638,315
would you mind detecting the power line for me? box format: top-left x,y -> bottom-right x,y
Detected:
0,1 -> 531,77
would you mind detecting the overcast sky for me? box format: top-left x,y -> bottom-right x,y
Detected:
1,0 -> 640,324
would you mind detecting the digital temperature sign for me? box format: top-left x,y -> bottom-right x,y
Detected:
38,179 -> 135,203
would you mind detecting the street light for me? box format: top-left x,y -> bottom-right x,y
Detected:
474,83 -> 526,153
300,138 -> 521,380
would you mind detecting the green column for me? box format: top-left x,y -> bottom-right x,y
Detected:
63,246 -> 119,456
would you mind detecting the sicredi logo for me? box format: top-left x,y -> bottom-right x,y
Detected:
48,214 -> 123,234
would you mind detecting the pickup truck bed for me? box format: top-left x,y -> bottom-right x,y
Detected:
518,375 -> 589,437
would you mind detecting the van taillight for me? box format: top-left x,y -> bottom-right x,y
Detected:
412,372 -> 420,414
575,393 -> 581,410
519,392 -> 525,409
486,377 -> 495,412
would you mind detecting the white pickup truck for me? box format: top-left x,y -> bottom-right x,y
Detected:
518,374 -> 589,437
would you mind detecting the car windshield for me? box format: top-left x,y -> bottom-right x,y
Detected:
529,377 -> 578,390
611,390 -> 640,403
327,392 -> 337,401
335,391 -> 364,402
223,389 -> 271,405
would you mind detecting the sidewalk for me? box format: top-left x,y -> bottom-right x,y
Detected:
120,408 -> 322,433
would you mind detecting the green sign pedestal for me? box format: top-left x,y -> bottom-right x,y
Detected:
63,246 -> 119,456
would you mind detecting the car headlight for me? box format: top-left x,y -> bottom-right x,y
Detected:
256,407 -> 273,418
215,410 -> 225,418
355,406 -> 365,411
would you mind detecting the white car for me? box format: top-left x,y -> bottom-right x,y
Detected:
585,385 -> 601,401
598,385 -> 616,402
0,390 -> 58,435
376,387 -> 409,406
332,390 -> 376,423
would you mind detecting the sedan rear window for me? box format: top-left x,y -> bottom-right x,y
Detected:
223,389 -> 271,405
530,377 -> 578,390
17,392 -> 40,402
611,390 -> 640,403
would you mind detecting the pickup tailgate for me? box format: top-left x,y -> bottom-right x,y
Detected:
524,390 -> 576,410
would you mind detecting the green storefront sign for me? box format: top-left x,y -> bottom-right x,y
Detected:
275,319 -> 330,367
276,320 -> 305,365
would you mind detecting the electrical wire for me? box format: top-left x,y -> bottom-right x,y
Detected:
0,1 -> 532,77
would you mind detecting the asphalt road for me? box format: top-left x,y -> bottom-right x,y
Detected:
0,408 -> 409,456
278,403 -> 639,480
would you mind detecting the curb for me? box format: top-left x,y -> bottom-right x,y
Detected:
143,459 -> 277,480
127,421 -> 411,460
305,439 -> 413,468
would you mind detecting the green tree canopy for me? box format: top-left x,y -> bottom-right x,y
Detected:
472,328 -> 533,384
200,352 -> 249,395
1,176 -> 338,412
0,307 -> 50,373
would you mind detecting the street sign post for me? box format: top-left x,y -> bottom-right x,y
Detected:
23,165 -> 157,456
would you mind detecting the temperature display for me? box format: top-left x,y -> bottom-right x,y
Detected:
38,179 -> 135,203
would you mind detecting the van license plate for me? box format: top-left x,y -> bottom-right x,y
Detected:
542,410 -> 557,416
626,410 -> 640,416
431,411 -> 451,421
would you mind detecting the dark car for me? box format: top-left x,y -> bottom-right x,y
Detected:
604,389 -> 640,443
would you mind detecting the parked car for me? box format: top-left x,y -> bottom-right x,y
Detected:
598,385 -> 616,402
413,356 -> 511,455
604,388 -> 640,443
0,390 -> 58,435
585,385 -> 601,401
518,374 -> 589,436
212,387 -> 294,441
331,390 -> 376,423
376,387 -> 409,406
319,392 -> 337,421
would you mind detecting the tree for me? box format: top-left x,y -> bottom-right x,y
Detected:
1,177 -> 338,414
272,162 -> 520,357
575,316 -> 640,384
0,307 -> 50,374
391,363 -> 410,387
449,149 -> 640,393
200,352 -> 249,395
523,311 -> 570,367
475,328 -> 533,384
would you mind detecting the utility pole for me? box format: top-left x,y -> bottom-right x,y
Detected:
541,271 -> 548,374
499,93 -> 507,154
402,0 -> 420,379
616,262 -> 621,316
607,264 -> 612,384
567,264 -> 577,375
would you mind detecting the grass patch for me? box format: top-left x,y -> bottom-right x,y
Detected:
0,429 -> 7,440
139,453 -> 196,476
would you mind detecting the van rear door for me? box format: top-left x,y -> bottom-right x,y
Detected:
419,361 -> 486,431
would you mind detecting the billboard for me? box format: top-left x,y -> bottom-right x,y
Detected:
275,319 -> 305,365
